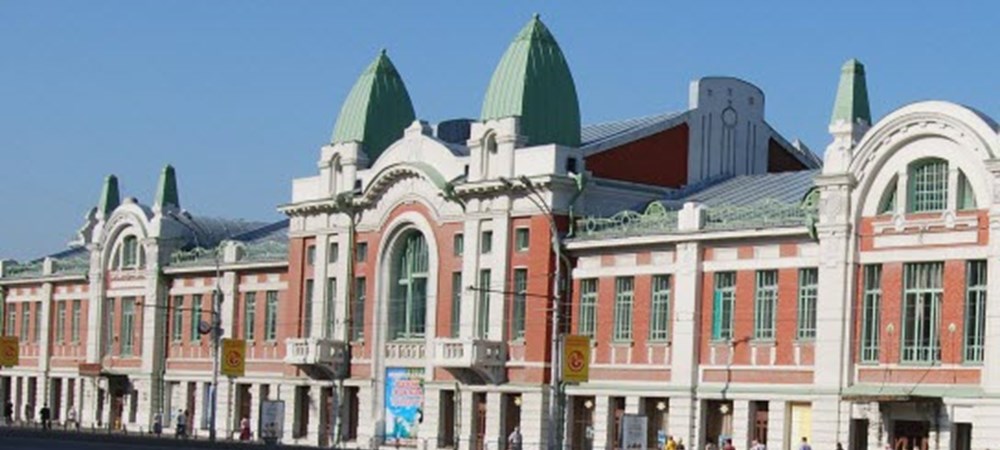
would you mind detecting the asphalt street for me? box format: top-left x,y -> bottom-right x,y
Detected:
0,435 -> 187,449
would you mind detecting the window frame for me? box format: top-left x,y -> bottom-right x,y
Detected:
514,228 -> 530,252
796,268 -> 818,340
511,268 -> 528,340
612,277 -> 635,342
712,272 -> 736,341
579,279 -> 598,338
901,262 -> 943,364
649,275 -> 671,342
753,270 -> 778,341
244,292 -> 257,342
964,260 -> 987,364
908,158 -> 949,213
860,265 -> 882,364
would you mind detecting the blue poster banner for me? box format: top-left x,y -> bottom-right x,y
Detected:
384,367 -> 424,442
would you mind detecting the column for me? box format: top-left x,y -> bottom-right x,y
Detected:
591,396 -> 609,450
421,386 -> 442,450
458,389 -> 476,450
768,400 -> 786,450
485,392 -> 503,450
732,400 -> 750,450
520,390 -> 546,450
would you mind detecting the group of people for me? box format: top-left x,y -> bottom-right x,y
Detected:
2,401 -> 79,430
702,436 -> 817,450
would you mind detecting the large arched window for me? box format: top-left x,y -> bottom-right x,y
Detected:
388,232 -> 429,340
908,158 -> 948,213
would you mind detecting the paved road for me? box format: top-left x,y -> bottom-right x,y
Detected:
0,435 -> 194,449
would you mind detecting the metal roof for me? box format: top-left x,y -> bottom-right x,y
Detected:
481,15 -> 580,147
580,111 -> 685,148
662,169 -> 819,207
331,50 -> 416,161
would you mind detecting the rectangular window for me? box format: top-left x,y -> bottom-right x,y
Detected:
172,296 -> 184,342
909,160 -> 949,212
351,278 -> 366,341
328,242 -> 339,264
121,297 -> 135,356
613,277 -> 634,341
512,268 -> 528,340
451,272 -> 462,338
579,279 -> 598,338
303,279 -> 314,337
56,301 -> 66,343
797,269 -> 818,340
902,262 -> 943,363
712,272 -> 736,341
965,260 -> 987,363
480,230 -> 493,254
265,291 -> 279,342
306,245 -> 316,266
475,269 -> 491,338
325,278 -> 337,339
754,271 -> 778,340
860,265 -> 882,363
515,228 -> 530,252
453,234 -> 464,256
190,294 -> 203,341
20,304 -> 29,341
7,307 -> 15,338
244,292 -> 257,341
71,300 -> 81,343
649,275 -> 671,342
355,242 -> 368,263
32,302 -> 40,343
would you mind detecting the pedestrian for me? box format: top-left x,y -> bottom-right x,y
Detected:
175,409 -> 187,438
153,411 -> 163,436
240,416 -> 251,441
799,437 -> 812,450
39,404 -> 51,430
507,425 -> 522,450
66,406 -> 78,431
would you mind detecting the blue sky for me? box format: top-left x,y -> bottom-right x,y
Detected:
1,2 -> 997,260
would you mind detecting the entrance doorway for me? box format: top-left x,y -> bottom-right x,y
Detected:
570,396 -> 595,450
704,400 -> 734,447
892,420 -> 929,450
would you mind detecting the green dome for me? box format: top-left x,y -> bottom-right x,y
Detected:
331,50 -> 416,160
481,15 -> 581,147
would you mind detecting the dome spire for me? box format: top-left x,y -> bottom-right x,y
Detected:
481,15 -> 581,147
331,50 -> 416,161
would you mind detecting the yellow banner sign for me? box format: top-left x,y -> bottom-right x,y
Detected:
562,334 -> 590,384
220,338 -> 246,378
0,336 -> 19,367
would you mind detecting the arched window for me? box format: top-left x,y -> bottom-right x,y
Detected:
121,236 -> 139,268
481,132 -> 497,177
388,232 -> 428,340
958,171 -> 976,210
908,158 -> 948,213
877,176 -> 897,215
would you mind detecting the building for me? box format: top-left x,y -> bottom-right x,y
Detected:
1,14 -> 998,450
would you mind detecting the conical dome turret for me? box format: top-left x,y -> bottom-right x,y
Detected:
331,50 -> 416,161
481,15 -> 581,147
